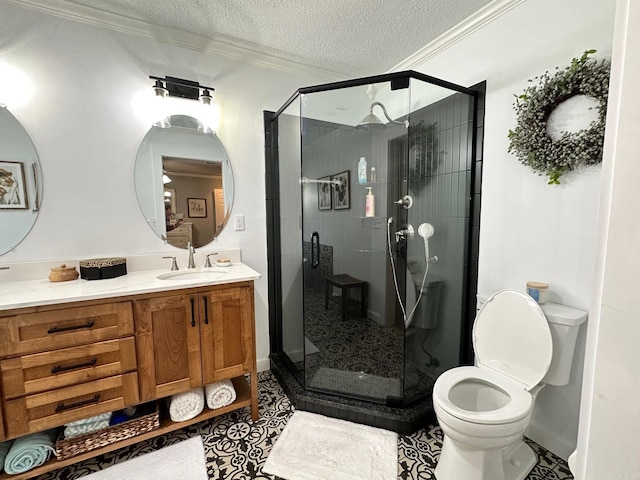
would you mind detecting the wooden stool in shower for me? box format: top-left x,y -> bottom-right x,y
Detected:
324,274 -> 368,321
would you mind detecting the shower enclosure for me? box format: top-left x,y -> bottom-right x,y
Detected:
265,71 -> 484,432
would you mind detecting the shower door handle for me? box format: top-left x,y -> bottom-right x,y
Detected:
311,232 -> 320,269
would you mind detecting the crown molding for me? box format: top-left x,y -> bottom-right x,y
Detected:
389,0 -> 525,72
5,0 -> 344,82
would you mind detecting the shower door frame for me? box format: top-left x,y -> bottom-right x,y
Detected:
265,73 -> 486,402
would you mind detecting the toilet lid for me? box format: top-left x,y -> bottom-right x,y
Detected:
473,290 -> 552,391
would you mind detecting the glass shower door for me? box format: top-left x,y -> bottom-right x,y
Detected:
300,84 -> 410,405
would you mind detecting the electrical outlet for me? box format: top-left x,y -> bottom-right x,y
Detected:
234,214 -> 245,231
360,218 -> 365,228
373,218 -> 384,229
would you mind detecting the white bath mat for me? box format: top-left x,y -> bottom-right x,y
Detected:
263,410 -> 397,480
84,436 -> 207,480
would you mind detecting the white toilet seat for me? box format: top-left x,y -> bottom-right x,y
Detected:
434,366 -> 532,425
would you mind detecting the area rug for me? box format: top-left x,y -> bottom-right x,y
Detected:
308,367 -> 402,400
83,436 -> 207,480
263,410 -> 397,480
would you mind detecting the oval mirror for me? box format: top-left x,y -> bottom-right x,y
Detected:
134,115 -> 234,248
0,106 -> 43,256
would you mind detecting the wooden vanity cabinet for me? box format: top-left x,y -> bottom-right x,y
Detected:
0,279 -> 258,479
134,281 -> 258,420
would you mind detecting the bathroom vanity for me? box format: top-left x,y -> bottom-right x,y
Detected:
0,259 -> 260,479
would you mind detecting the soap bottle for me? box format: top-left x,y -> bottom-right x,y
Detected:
365,187 -> 375,217
358,157 -> 367,184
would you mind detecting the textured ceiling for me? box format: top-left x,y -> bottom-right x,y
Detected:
38,0 -> 494,76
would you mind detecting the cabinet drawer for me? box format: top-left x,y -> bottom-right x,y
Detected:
3,372 -> 139,438
1,337 -> 137,399
0,302 -> 134,357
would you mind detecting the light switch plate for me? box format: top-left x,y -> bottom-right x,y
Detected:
234,214 -> 245,231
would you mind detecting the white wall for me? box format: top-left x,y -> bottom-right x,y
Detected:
578,0 -> 640,478
0,2 -> 335,371
404,0 -> 617,459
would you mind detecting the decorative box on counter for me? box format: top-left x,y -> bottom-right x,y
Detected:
79,257 -> 127,280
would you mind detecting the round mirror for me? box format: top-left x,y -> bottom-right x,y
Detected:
134,115 -> 234,248
0,106 -> 43,256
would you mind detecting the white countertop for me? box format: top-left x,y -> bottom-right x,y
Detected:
0,263 -> 261,311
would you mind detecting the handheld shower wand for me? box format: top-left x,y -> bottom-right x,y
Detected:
418,223 -> 435,240
387,219 -> 437,328
404,223 -> 436,327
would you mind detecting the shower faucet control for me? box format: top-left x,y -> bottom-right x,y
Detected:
395,224 -> 414,243
394,195 -> 413,209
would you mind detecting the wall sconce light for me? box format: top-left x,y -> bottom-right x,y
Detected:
149,76 -> 218,133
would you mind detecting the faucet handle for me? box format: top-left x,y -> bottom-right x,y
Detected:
162,256 -> 179,271
204,253 -> 218,268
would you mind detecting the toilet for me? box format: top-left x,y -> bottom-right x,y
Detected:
433,289 -> 587,480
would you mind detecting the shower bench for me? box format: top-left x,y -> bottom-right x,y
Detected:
324,274 -> 368,321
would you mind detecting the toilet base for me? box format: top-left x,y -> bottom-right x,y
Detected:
502,441 -> 536,480
435,438 -> 536,480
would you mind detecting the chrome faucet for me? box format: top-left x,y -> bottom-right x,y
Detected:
162,256 -> 179,271
204,253 -> 218,268
188,242 -> 196,269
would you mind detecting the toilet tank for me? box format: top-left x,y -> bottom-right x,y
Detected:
539,302 -> 587,385
476,293 -> 587,386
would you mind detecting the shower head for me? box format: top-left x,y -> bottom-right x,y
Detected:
355,112 -> 386,131
355,101 -> 404,131
418,223 -> 435,240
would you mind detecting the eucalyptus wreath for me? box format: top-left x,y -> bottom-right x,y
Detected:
508,50 -> 610,184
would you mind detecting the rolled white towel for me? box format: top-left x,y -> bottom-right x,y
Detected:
168,387 -> 205,422
205,380 -> 236,410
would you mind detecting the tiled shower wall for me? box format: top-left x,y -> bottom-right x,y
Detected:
404,91 -> 477,374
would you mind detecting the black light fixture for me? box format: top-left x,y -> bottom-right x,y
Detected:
149,76 -> 217,132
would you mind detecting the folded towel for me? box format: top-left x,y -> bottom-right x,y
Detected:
205,380 -> 237,410
64,419 -> 110,439
0,440 -> 13,473
4,430 -> 56,475
65,412 -> 111,427
168,387 -> 205,422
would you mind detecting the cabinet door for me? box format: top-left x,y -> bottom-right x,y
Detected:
134,295 -> 203,401
200,285 -> 256,383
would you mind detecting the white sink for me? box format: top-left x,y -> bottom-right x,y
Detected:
156,269 -> 229,281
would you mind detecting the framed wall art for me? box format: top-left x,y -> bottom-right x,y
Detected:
187,197 -> 207,218
317,175 -> 332,211
332,170 -> 350,210
0,161 -> 28,209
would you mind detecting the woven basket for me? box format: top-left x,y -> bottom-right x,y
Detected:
55,403 -> 160,460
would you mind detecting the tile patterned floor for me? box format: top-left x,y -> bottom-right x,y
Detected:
36,372 -> 573,480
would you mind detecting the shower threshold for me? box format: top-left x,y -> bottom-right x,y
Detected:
270,352 -> 435,435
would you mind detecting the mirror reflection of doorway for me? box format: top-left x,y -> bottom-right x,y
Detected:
213,188 -> 224,235
163,156 -> 223,248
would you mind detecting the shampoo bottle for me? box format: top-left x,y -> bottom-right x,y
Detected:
365,187 -> 375,217
358,157 -> 367,184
